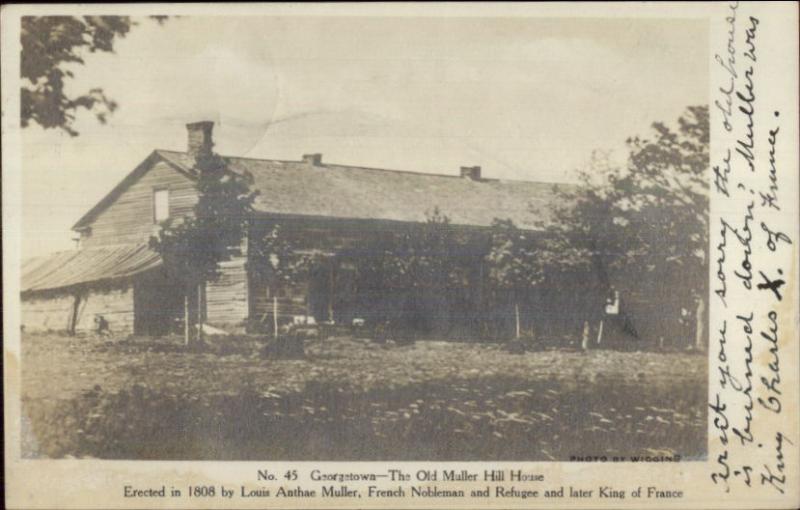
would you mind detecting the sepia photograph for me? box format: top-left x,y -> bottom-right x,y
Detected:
14,14 -> 712,462
7,3 -> 800,509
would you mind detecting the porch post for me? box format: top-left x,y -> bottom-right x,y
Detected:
197,282 -> 204,343
183,291 -> 190,346
327,257 -> 335,323
273,295 -> 279,338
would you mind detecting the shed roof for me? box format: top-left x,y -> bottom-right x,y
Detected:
154,150 -> 571,231
21,244 -> 161,294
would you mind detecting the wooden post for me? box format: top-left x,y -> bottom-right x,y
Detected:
581,321 -> 590,351
304,263 -> 313,325
197,283 -> 204,343
477,259 -> 485,335
514,303 -> 521,339
68,294 -> 80,336
596,319 -> 604,345
305,291 -> 310,325
184,292 -> 190,346
694,296 -> 705,351
327,258 -> 335,323
273,296 -> 279,338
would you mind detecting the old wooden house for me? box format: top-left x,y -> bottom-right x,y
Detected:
21,121 -> 589,337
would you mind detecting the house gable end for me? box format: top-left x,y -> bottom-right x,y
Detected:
74,152 -> 199,247
72,151 -> 196,232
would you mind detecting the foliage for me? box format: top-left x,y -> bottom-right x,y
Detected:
149,151 -> 258,287
359,208 -> 471,291
621,105 -> 709,280
486,218 -> 592,292
248,210 -> 483,339
349,208 -> 477,337
21,332 -> 706,460
545,106 -> 709,344
21,16 -> 167,136
484,218 -> 601,340
249,223 -> 319,289
486,219 -> 543,290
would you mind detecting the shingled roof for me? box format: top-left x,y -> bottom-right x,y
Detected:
153,150 -> 572,231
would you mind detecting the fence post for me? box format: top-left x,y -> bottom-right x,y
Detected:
596,319 -> 604,345
273,296 -> 279,338
197,283 -> 204,343
581,321 -> 590,350
694,296 -> 705,351
184,293 -> 190,346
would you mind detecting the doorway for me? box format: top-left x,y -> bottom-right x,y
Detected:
133,268 -> 186,336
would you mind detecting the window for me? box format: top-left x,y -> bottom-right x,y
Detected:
153,188 -> 170,223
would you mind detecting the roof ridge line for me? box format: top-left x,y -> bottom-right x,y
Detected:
153,149 -> 572,187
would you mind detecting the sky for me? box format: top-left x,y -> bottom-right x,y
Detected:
21,16 -> 708,257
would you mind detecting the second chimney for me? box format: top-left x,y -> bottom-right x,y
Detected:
303,153 -> 322,166
460,166 -> 481,180
187,121 -> 214,160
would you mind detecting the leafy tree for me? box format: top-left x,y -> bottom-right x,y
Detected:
486,218 -> 595,341
248,223 -> 323,336
21,15 -> 167,136
149,151 -> 258,345
352,208 -> 473,340
384,208 -> 470,291
249,224 -> 316,288
547,106 -> 709,348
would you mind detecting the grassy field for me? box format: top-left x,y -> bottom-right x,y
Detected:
21,332 -> 706,460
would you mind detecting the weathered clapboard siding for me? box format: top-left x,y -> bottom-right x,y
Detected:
205,257 -> 249,328
21,294 -> 75,332
74,287 -> 135,333
81,161 -> 197,247
21,287 -> 134,334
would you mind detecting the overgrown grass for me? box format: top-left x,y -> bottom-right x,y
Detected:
21,333 -> 706,460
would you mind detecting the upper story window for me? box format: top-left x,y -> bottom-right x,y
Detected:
153,188 -> 170,223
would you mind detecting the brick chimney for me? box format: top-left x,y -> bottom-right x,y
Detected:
302,153 -> 322,166
460,166 -> 481,180
186,121 -> 214,160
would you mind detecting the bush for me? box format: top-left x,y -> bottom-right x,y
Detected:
372,320 -> 416,346
261,336 -> 305,359
505,334 -> 543,354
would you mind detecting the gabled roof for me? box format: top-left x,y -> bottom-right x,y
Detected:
21,244 -> 161,294
157,150 -> 572,230
74,149 -> 573,232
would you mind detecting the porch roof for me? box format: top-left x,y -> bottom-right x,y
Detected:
21,244 -> 162,294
